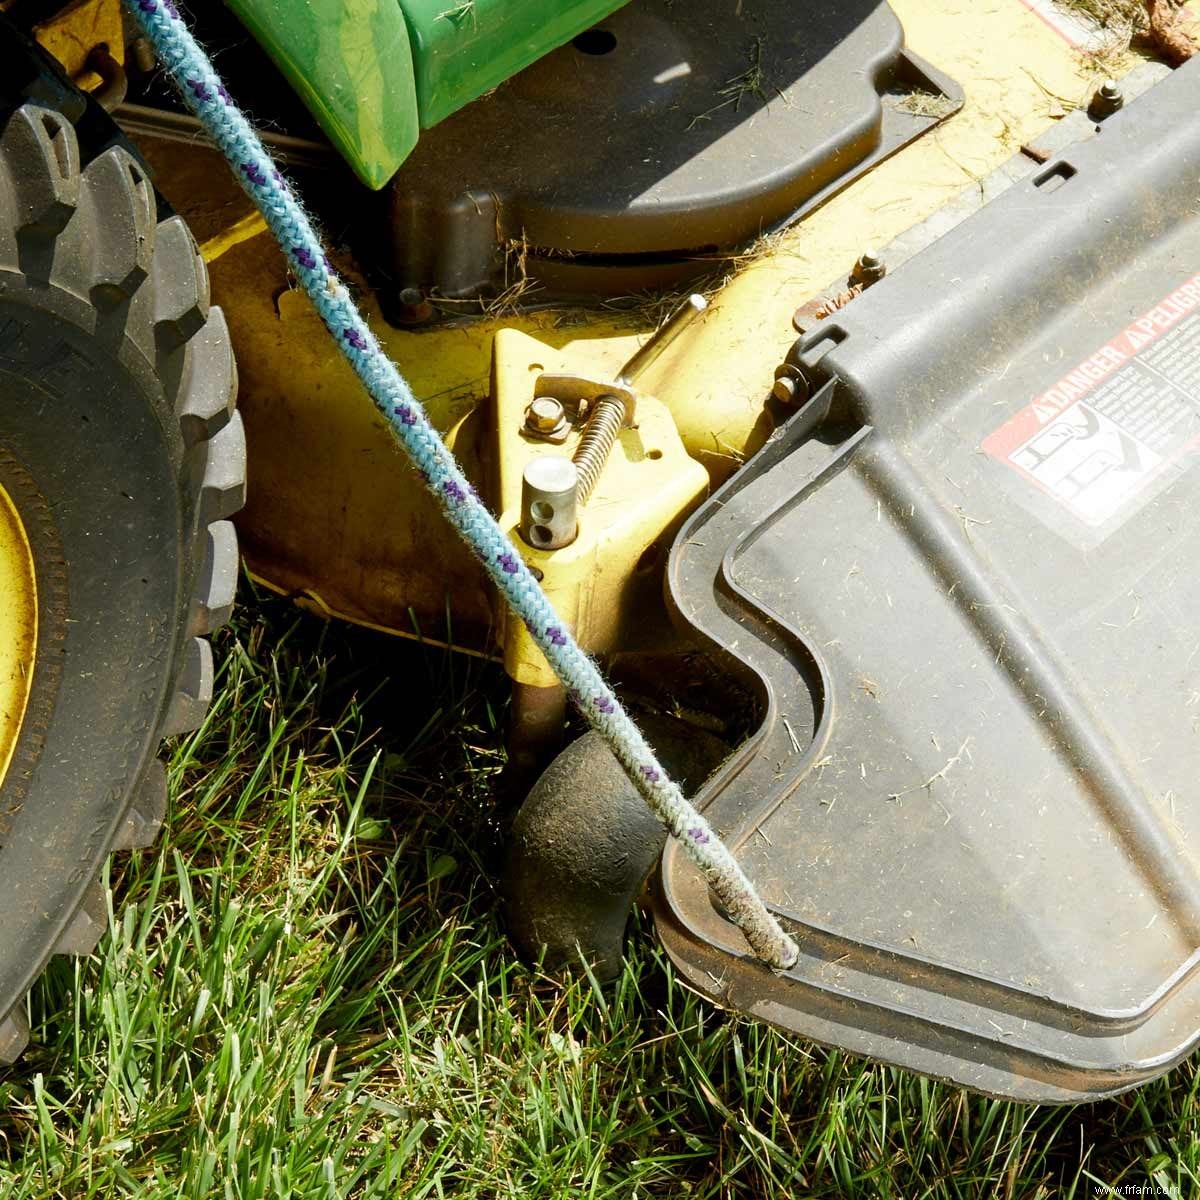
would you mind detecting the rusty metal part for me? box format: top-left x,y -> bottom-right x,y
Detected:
850,249 -> 886,286
26,0 -> 123,92
792,283 -> 865,334
391,286 -> 435,326
507,680 -> 568,782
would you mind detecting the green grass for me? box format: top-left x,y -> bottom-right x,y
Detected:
2,594 -> 1200,1197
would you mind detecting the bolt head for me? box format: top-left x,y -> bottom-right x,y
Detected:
393,286 -> 434,325
527,397 -> 566,433
1090,79 -> 1124,117
853,249 -> 886,284
771,366 -> 809,405
772,375 -> 798,403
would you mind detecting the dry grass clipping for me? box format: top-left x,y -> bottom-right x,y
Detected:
1059,0 -> 1198,63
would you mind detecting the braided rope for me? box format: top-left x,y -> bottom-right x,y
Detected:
124,0 -> 799,971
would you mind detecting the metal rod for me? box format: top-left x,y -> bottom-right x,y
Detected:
114,103 -> 335,170
618,293 -> 707,385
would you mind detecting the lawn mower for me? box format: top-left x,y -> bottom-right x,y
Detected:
0,0 -> 1198,1105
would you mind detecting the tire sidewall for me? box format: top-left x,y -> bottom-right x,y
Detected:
0,275 -> 189,1015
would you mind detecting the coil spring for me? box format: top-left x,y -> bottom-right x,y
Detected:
572,394 -> 625,503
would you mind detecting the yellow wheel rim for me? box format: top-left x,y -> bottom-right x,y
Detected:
0,480 -> 36,790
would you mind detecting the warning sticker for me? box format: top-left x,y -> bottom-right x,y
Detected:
983,272 -> 1200,530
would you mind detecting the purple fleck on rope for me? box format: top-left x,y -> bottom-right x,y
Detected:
241,161 -> 269,187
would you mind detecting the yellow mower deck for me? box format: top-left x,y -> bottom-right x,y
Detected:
123,0 -> 1116,663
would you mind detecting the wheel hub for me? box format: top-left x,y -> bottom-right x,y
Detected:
0,479 -> 36,790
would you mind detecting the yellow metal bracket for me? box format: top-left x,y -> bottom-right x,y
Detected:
28,0 -> 124,93
490,328 -> 708,688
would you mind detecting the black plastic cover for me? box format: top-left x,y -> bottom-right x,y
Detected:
657,56 -> 1200,1103
385,0 -> 959,301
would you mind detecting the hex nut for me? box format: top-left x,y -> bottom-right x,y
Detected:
526,396 -> 566,434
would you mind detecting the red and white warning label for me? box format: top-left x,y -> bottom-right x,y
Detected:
983,272 -> 1200,529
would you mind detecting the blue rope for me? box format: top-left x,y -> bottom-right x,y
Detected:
124,0 -> 798,971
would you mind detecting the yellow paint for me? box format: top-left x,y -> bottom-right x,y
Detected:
491,330 -> 708,684
0,482 -> 36,791
196,226 -> 645,653
31,0 -> 124,92
200,211 -> 269,264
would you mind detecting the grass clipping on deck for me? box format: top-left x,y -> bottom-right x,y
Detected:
1063,0 -> 1199,63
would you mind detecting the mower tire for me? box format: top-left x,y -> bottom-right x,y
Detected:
0,101 -> 244,1062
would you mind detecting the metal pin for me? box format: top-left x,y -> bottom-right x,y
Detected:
618,293 -> 708,386
521,457 -> 579,549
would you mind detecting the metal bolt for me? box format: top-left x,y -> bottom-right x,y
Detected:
851,249 -> 886,286
526,396 -> 566,435
771,365 -> 809,405
521,457 -> 579,550
1089,78 -> 1124,118
394,286 -> 434,326
771,375 -> 797,403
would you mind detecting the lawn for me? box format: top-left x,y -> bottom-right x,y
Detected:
0,591 -> 1196,1198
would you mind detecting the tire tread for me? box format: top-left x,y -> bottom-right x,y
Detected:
0,99 -> 244,1063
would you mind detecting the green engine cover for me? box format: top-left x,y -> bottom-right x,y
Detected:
224,0 -> 629,190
